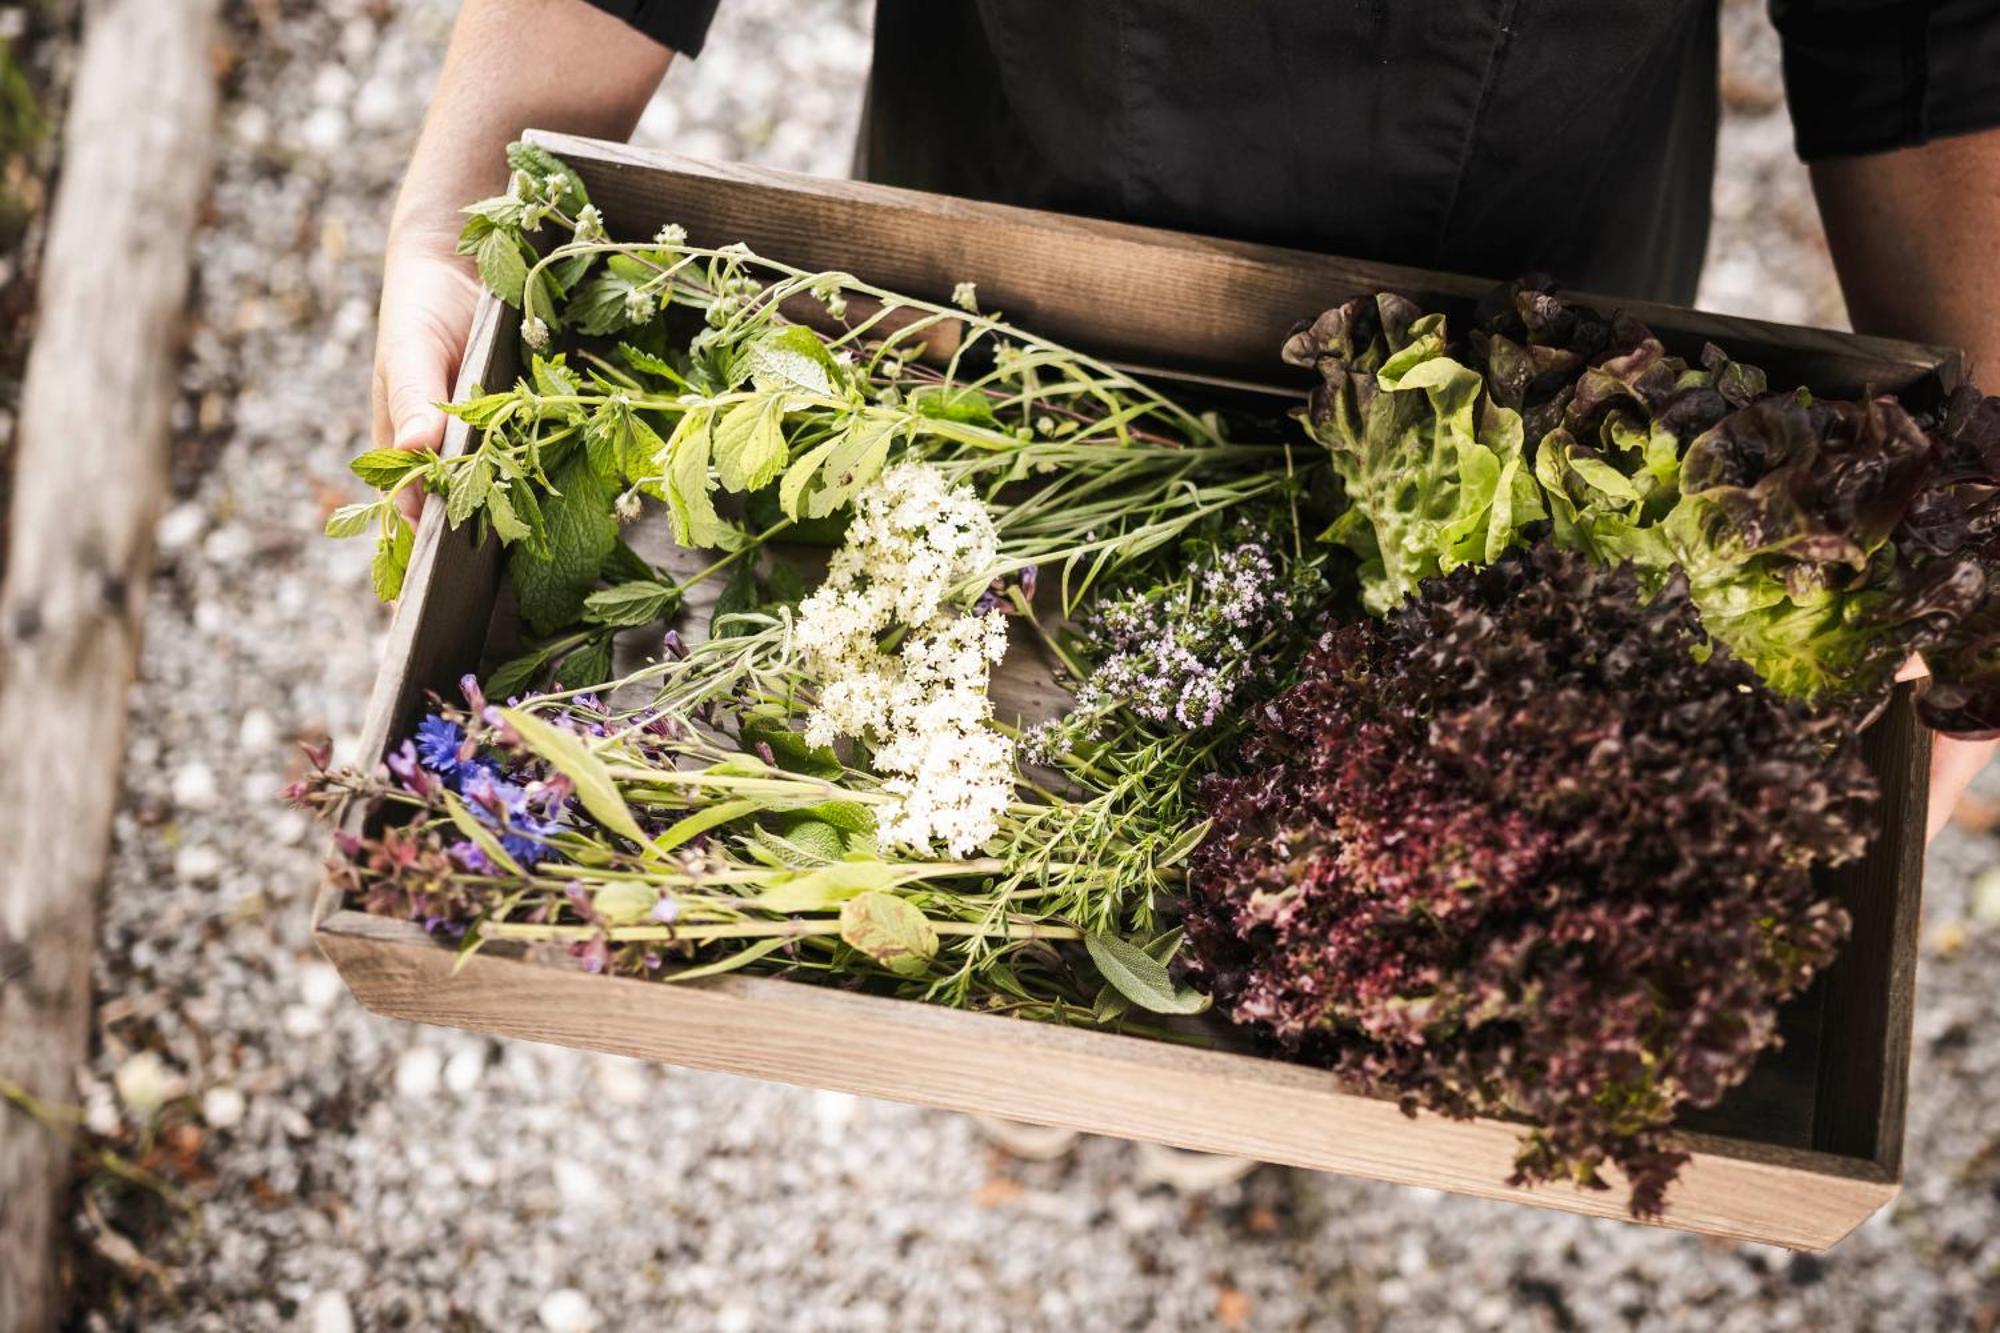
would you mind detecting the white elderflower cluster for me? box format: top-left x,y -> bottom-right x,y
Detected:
796,464 -> 1014,857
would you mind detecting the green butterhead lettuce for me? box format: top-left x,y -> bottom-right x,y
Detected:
1284,295 -> 1543,614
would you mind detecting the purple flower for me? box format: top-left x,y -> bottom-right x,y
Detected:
460,766 -> 563,867
385,740 -> 438,797
415,714 -> 469,777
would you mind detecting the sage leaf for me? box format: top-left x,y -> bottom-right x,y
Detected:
1084,932 -> 1211,1015
759,860 -> 903,913
592,881 -> 657,926
500,706 -> 650,848
654,798 -> 760,854
584,579 -> 680,627
837,889 -> 939,975
662,935 -> 790,983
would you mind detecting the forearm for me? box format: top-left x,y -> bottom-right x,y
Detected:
1810,128 -> 2000,831
392,0 -> 672,251
1809,128 -> 2000,386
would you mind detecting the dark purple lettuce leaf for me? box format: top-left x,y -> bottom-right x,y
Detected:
1184,546 -> 1876,1217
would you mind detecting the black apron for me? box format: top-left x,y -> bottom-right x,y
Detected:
856,0 -> 1720,305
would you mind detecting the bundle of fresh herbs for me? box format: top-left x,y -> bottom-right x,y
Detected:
306,142 -> 1995,1218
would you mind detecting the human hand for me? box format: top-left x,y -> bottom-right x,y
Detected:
370,228 -> 482,522
1929,735 -> 1998,839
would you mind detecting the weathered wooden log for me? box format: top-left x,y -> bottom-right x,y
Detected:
0,1 -> 218,1326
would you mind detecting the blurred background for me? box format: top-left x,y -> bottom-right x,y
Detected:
3,1 -> 1997,1328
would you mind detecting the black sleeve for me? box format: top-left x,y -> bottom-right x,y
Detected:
1770,0 -> 2000,160
578,0 -> 723,56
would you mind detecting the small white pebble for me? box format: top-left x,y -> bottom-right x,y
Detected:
537,1288 -> 597,1333
173,843 -> 225,884
201,1085 -> 246,1130
395,1045 -> 442,1100
237,707 -> 280,753
154,502 -> 206,553
298,961 -> 344,1012
201,524 -> 254,566
82,1088 -> 121,1137
553,1160 -> 604,1215
171,762 -> 218,811
443,1047 -> 484,1096
1972,866 -> 2000,924
307,1289 -> 355,1333
281,1005 -> 326,1040
590,1054 -> 650,1107
113,1052 -> 172,1117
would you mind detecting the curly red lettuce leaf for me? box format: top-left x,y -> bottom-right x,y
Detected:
1184,546 -> 1877,1217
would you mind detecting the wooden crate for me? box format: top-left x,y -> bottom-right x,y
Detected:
314,131 -> 1946,1251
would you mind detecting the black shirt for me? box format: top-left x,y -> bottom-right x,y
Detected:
584,1 -> 2000,305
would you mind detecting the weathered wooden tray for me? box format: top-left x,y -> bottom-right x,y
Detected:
314,131 -> 1944,1251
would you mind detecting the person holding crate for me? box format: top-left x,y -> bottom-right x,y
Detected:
372,0 -> 2000,831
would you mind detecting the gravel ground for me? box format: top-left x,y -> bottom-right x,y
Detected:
41,0 -> 2000,1328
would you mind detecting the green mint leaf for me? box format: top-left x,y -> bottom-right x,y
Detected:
615,342 -> 689,390
746,324 -> 840,397
507,453 -> 617,635
324,501 -> 381,540
663,407 -> 728,548
601,538 -> 657,585
484,645 -> 553,700
371,516 -> 414,602
474,227 -> 529,306
349,447 -> 428,489
712,393 -> 789,493
803,413 -> 899,519
555,635 -> 613,689
445,454 -> 493,528
486,485 -> 532,545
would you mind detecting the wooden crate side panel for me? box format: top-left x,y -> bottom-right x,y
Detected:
311,294 -> 512,930
529,132 -> 1957,403
1813,687 -> 1931,1170
318,911 -> 1894,1252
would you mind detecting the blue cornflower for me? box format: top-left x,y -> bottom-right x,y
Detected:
460,766 -> 563,868
415,714 -> 469,777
